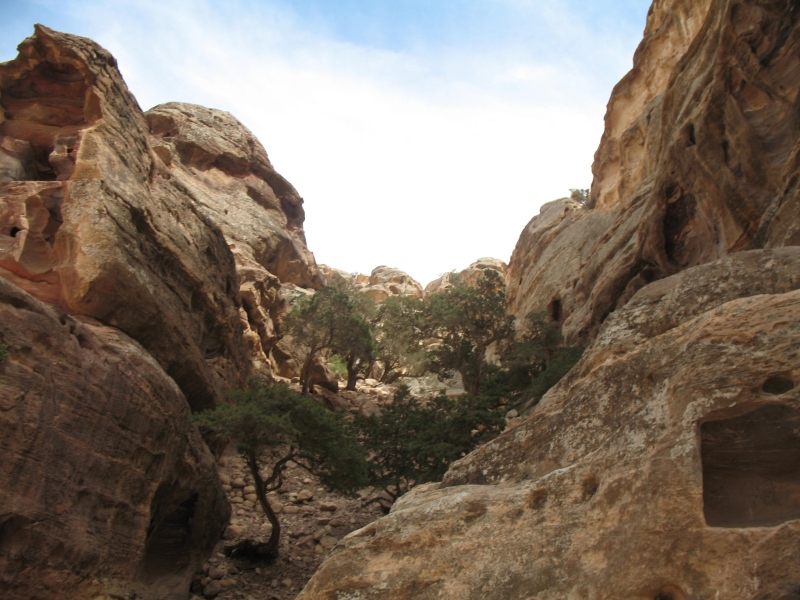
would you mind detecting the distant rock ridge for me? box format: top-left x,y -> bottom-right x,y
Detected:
424,257 -> 506,295
318,264 -> 424,301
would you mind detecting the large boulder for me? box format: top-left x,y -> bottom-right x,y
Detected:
507,0 -> 800,345
424,257 -> 506,295
0,278 -> 229,600
0,25 -> 248,410
298,247 -> 800,600
361,265 -> 423,302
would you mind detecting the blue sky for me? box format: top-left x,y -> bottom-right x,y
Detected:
1,0 -> 652,285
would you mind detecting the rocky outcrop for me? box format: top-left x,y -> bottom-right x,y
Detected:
299,247 -> 800,600
507,0 -> 800,345
0,25 -> 322,599
0,279 -> 229,600
424,257 -> 506,294
360,266 -> 423,302
0,26 -> 247,410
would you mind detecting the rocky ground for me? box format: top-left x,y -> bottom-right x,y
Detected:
190,444 -> 390,600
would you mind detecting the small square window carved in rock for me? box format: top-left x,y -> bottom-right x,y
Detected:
701,403 -> 800,528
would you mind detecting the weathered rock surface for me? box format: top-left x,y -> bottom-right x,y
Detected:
424,257 -> 506,294
0,25 -> 248,410
299,247 -> 800,600
507,0 -> 800,345
360,266 -> 423,302
0,25 -> 322,600
0,278 -> 229,600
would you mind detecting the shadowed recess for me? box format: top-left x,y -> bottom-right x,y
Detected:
702,403 -> 800,528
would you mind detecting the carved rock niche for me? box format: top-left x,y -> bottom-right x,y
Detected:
702,396 -> 800,528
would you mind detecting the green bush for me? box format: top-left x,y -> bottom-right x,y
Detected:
0,343 -> 9,364
327,354 -> 348,380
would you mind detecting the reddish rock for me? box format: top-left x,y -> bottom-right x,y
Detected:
0,278 -> 229,600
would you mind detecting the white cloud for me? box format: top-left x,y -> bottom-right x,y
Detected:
29,0 -> 642,285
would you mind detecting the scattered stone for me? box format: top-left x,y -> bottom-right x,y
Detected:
208,565 -> 227,579
283,505 -> 300,515
232,478 -> 246,488
218,472 -> 232,485
223,525 -> 245,540
202,580 -> 223,598
220,578 -> 237,588
282,578 -> 293,587
319,536 -> 338,550
243,485 -> 256,494
506,409 -> 519,419
319,502 -> 338,512
329,518 -> 344,527
296,489 -> 314,502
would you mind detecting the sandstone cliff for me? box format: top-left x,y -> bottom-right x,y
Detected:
507,0 -> 800,345
0,25 -> 321,599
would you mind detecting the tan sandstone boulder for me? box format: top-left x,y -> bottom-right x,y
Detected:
360,265 -> 423,302
298,247 -> 800,600
0,278 -> 229,600
424,257 -> 506,295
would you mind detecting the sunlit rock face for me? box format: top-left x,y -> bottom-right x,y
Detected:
507,0 -> 800,346
424,257 -> 506,295
300,248 -> 800,600
0,25 -> 322,599
300,0 -> 800,596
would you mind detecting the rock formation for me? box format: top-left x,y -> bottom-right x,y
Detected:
0,278 -> 229,600
507,0 -> 800,345
424,257 -> 506,294
299,248 -> 800,600
0,25 -> 321,599
301,0 -> 800,597
360,266 -> 423,302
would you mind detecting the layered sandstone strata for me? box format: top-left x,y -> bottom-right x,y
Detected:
507,0 -> 800,345
299,247 -> 800,600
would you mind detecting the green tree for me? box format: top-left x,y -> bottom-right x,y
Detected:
355,386 -> 504,499
502,312 -> 583,408
372,295 -> 426,383
424,269 -> 513,394
192,382 -> 368,559
284,281 -> 375,395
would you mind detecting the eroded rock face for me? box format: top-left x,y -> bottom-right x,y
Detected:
0,25 -> 322,599
0,26 -> 248,410
361,266 -> 423,302
424,257 -> 506,295
0,279 -> 229,600
299,248 -> 800,600
507,0 -> 800,345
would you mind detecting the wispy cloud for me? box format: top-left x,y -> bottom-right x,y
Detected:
3,0 -> 650,285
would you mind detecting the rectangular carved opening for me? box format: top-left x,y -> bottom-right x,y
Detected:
702,404 -> 800,528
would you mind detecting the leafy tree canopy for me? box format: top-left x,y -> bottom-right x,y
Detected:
355,386 -> 504,499
192,382 -> 368,558
423,269 -> 514,394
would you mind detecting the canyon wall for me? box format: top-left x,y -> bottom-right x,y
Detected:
0,25 -> 320,599
507,0 -> 800,345
302,0 -> 800,597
